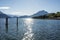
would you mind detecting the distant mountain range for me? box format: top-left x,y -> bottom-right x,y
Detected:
19,15 -> 30,18
0,10 -> 60,19
18,10 -> 48,18
1,10 -> 56,18
0,11 -> 10,18
32,11 -> 60,19
0,10 -> 48,18
31,10 -> 48,17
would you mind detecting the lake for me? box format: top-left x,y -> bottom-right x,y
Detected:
0,18 -> 60,40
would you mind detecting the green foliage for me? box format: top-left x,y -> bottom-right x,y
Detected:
55,12 -> 60,17
47,13 -> 55,18
47,12 -> 60,18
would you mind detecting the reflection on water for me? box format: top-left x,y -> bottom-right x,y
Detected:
0,18 -> 60,40
5,24 -> 8,33
22,18 -> 34,40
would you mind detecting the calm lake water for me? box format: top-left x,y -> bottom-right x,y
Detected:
0,18 -> 60,40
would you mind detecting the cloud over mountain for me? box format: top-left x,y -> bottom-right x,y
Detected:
0,7 -> 10,9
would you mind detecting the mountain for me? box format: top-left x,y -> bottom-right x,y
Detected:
8,15 -> 18,18
0,11 -> 10,18
32,10 -> 48,17
19,15 -> 30,18
33,12 -> 60,19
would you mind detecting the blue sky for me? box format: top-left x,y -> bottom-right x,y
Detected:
0,0 -> 60,16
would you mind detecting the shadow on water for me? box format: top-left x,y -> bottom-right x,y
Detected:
5,25 -> 8,33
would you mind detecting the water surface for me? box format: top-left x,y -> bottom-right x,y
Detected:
0,18 -> 60,40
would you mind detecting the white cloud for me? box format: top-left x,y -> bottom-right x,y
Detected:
10,10 -> 34,16
0,7 -> 10,9
11,11 -> 22,16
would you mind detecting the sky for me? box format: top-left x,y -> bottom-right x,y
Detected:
0,0 -> 60,16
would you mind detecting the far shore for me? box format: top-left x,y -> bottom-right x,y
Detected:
32,17 -> 60,20
0,17 -> 60,20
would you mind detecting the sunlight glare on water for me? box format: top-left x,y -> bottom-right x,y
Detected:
22,18 -> 34,40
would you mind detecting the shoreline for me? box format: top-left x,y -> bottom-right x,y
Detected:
0,17 -> 60,20
32,18 -> 60,20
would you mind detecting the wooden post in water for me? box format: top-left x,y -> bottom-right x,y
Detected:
17,17 -> 18,27
6,18 -> 8,25
5,17 -> 8,33
16,17 -> 18,32
16,17 -> 18,37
